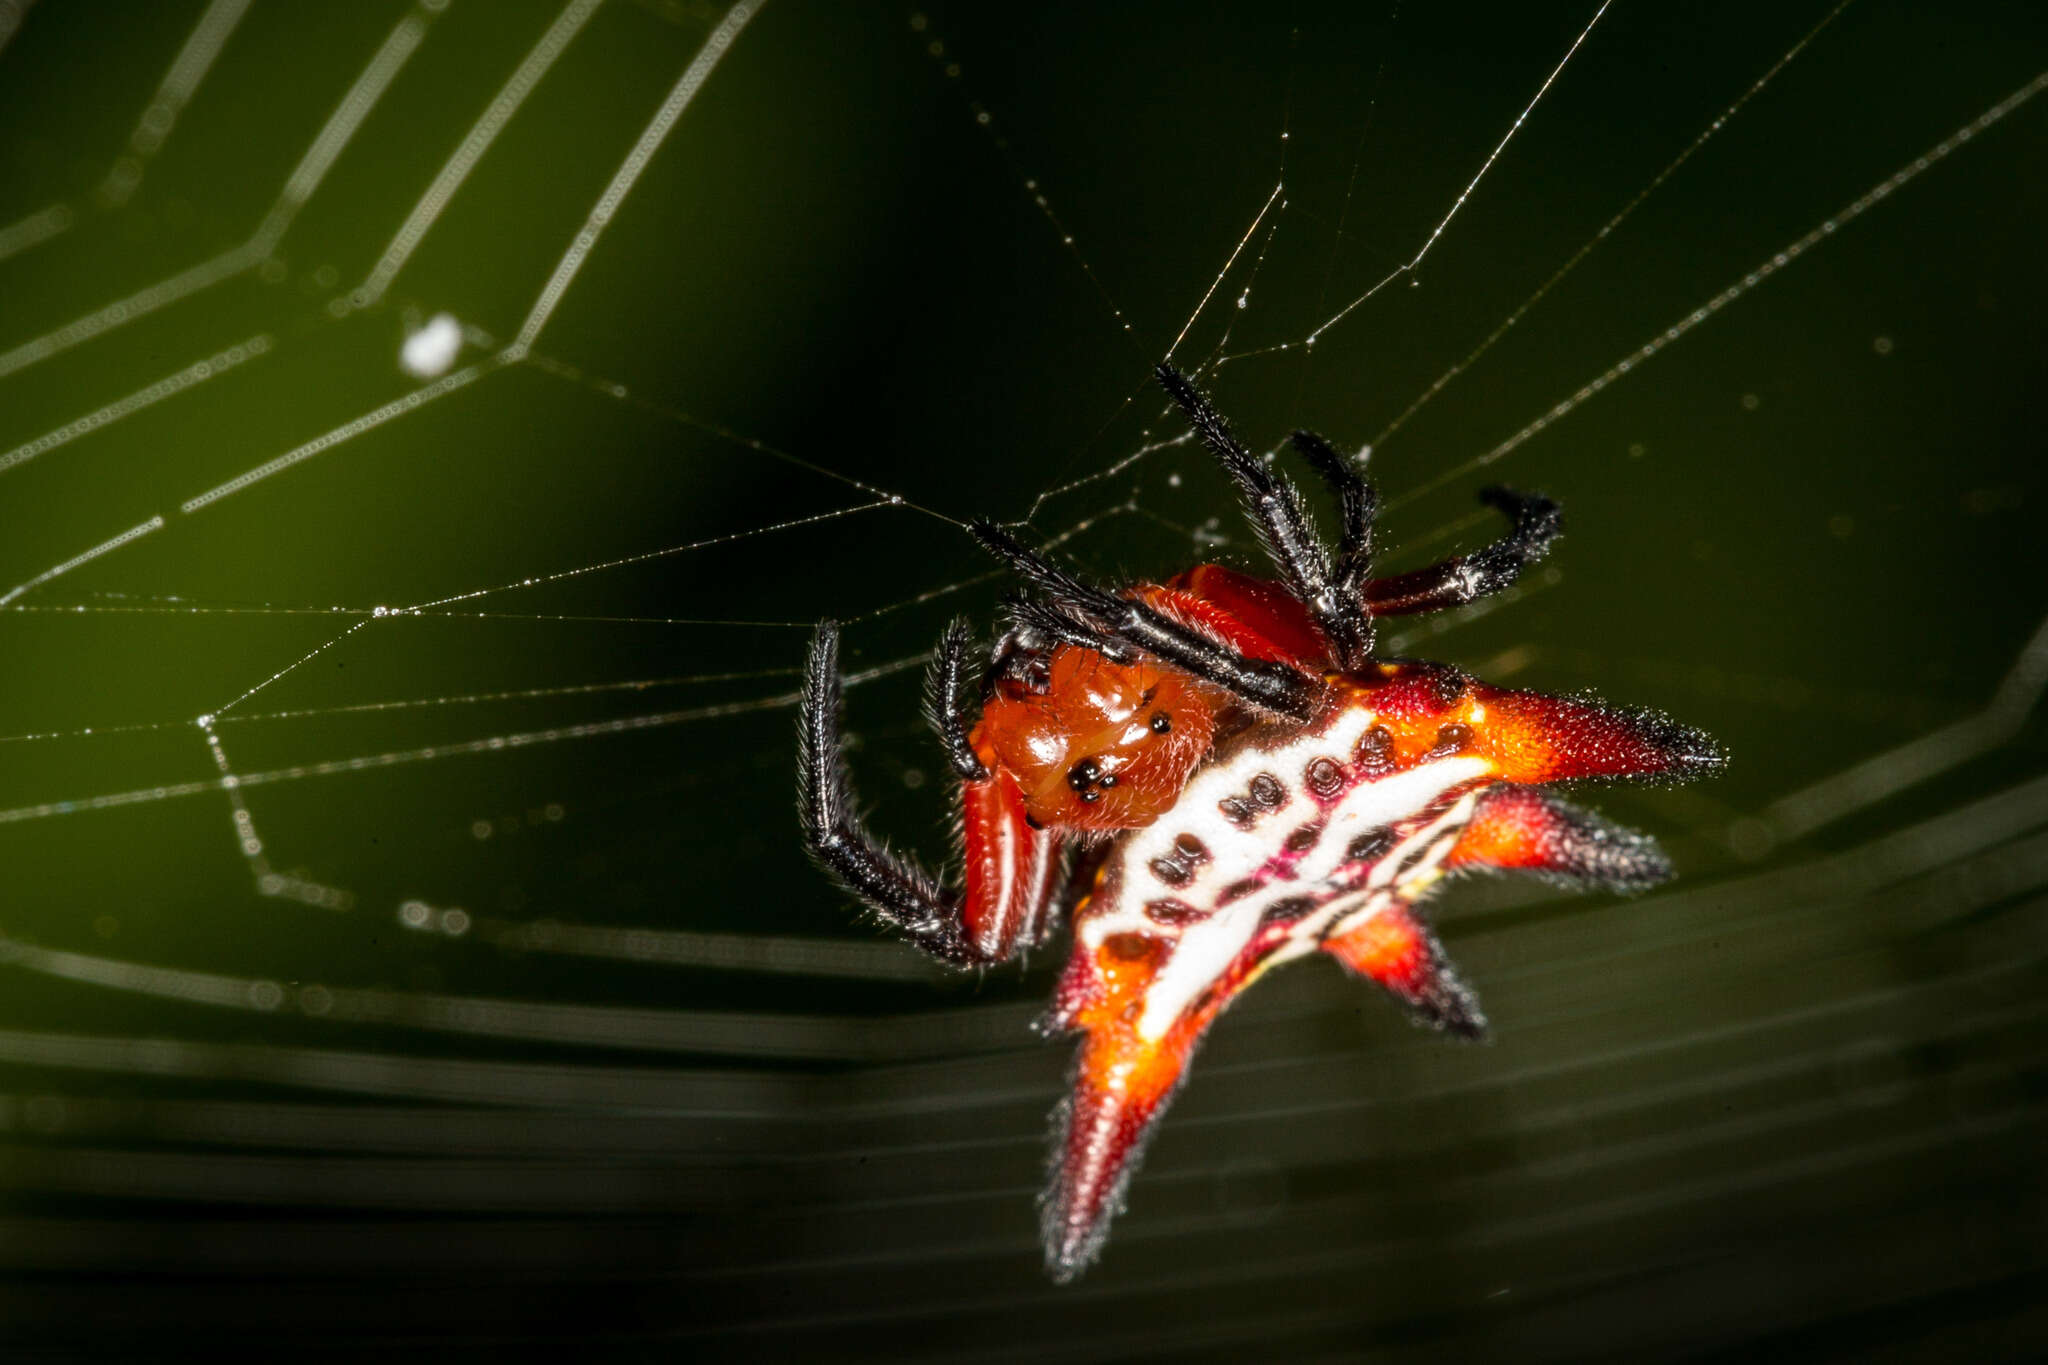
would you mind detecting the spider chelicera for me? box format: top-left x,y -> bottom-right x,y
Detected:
800,364 -> 1725,1280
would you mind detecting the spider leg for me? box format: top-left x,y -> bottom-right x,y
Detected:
1361,486 -> 1561,616
922,617 -> 990,783
1285,428 -> 1378,594
1155,364 -> 1373,672
806,621 -> 1069,965
800,622 -> 978,965
968,521 -> 1319,722
1007,594 -> 1138,663
961,768 -> 1065,960
918,618 -> 1072,955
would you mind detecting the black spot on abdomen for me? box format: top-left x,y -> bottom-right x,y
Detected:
1347,828 -> 1397,863
1304,756 -> 1345,799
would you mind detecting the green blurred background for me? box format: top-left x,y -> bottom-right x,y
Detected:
0,0 -> 2044,1357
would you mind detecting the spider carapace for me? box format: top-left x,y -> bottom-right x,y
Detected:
800,365 -> 1725,1280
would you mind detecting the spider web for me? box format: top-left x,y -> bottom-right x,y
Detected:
0,0 -> 2044,1356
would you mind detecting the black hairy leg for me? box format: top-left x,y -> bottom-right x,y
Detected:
922,616 -> 989,783
1285,427 -> 1378,595
1155,363 -> 1375,672
967,520 -> 1320,722
800,622 -> 981,965
1361,486 -> 1562,616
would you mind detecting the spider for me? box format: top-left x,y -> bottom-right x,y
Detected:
799,364 -> 1725,1281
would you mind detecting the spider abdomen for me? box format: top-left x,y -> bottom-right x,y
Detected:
1055,704 -> 1491,1035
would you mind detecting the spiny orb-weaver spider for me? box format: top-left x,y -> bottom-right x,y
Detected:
800,365 -> 1725,1281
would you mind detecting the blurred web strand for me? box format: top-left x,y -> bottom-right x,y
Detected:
0,201 -> 69,260
687,1012 -> 2044,1282
0,981 -> 2033,1234
0,517 -> 162,608
96,0 -> 254,208
0,0 -> 250,261
1304,0 -> 1616,348
246,6 -> 433,258
0,0 -> 444,381
0,334 -> 272,480
0,787 -> 2036,1079
482,920 -> 935,983
513,0 -> 762,352
2,0 -> 777,667
1370,0 -> 1858,448
139,3 -> 776,618
695,1069 -> 2044,1302
1761,608 -> 2048,843
0,1025 -> 808,1112
0,934 -> 1019,1061
5,954 -> 2036,1157
357,0 -> 607,307
0,887 -> 2037,1247
178,356 -> 500,514
0,245 -> 259,382
1398,62 -> 2048,507
0,794 -> 2036,1059
4,730 -> 2040,1069
0,0 -> 31,61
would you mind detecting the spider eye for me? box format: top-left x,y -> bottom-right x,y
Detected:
1149,712 -> 1172,734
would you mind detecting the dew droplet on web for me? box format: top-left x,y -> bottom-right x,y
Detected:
400,312 -> 463,379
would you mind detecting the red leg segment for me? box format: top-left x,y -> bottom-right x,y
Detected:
960,768 -> 1062,962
